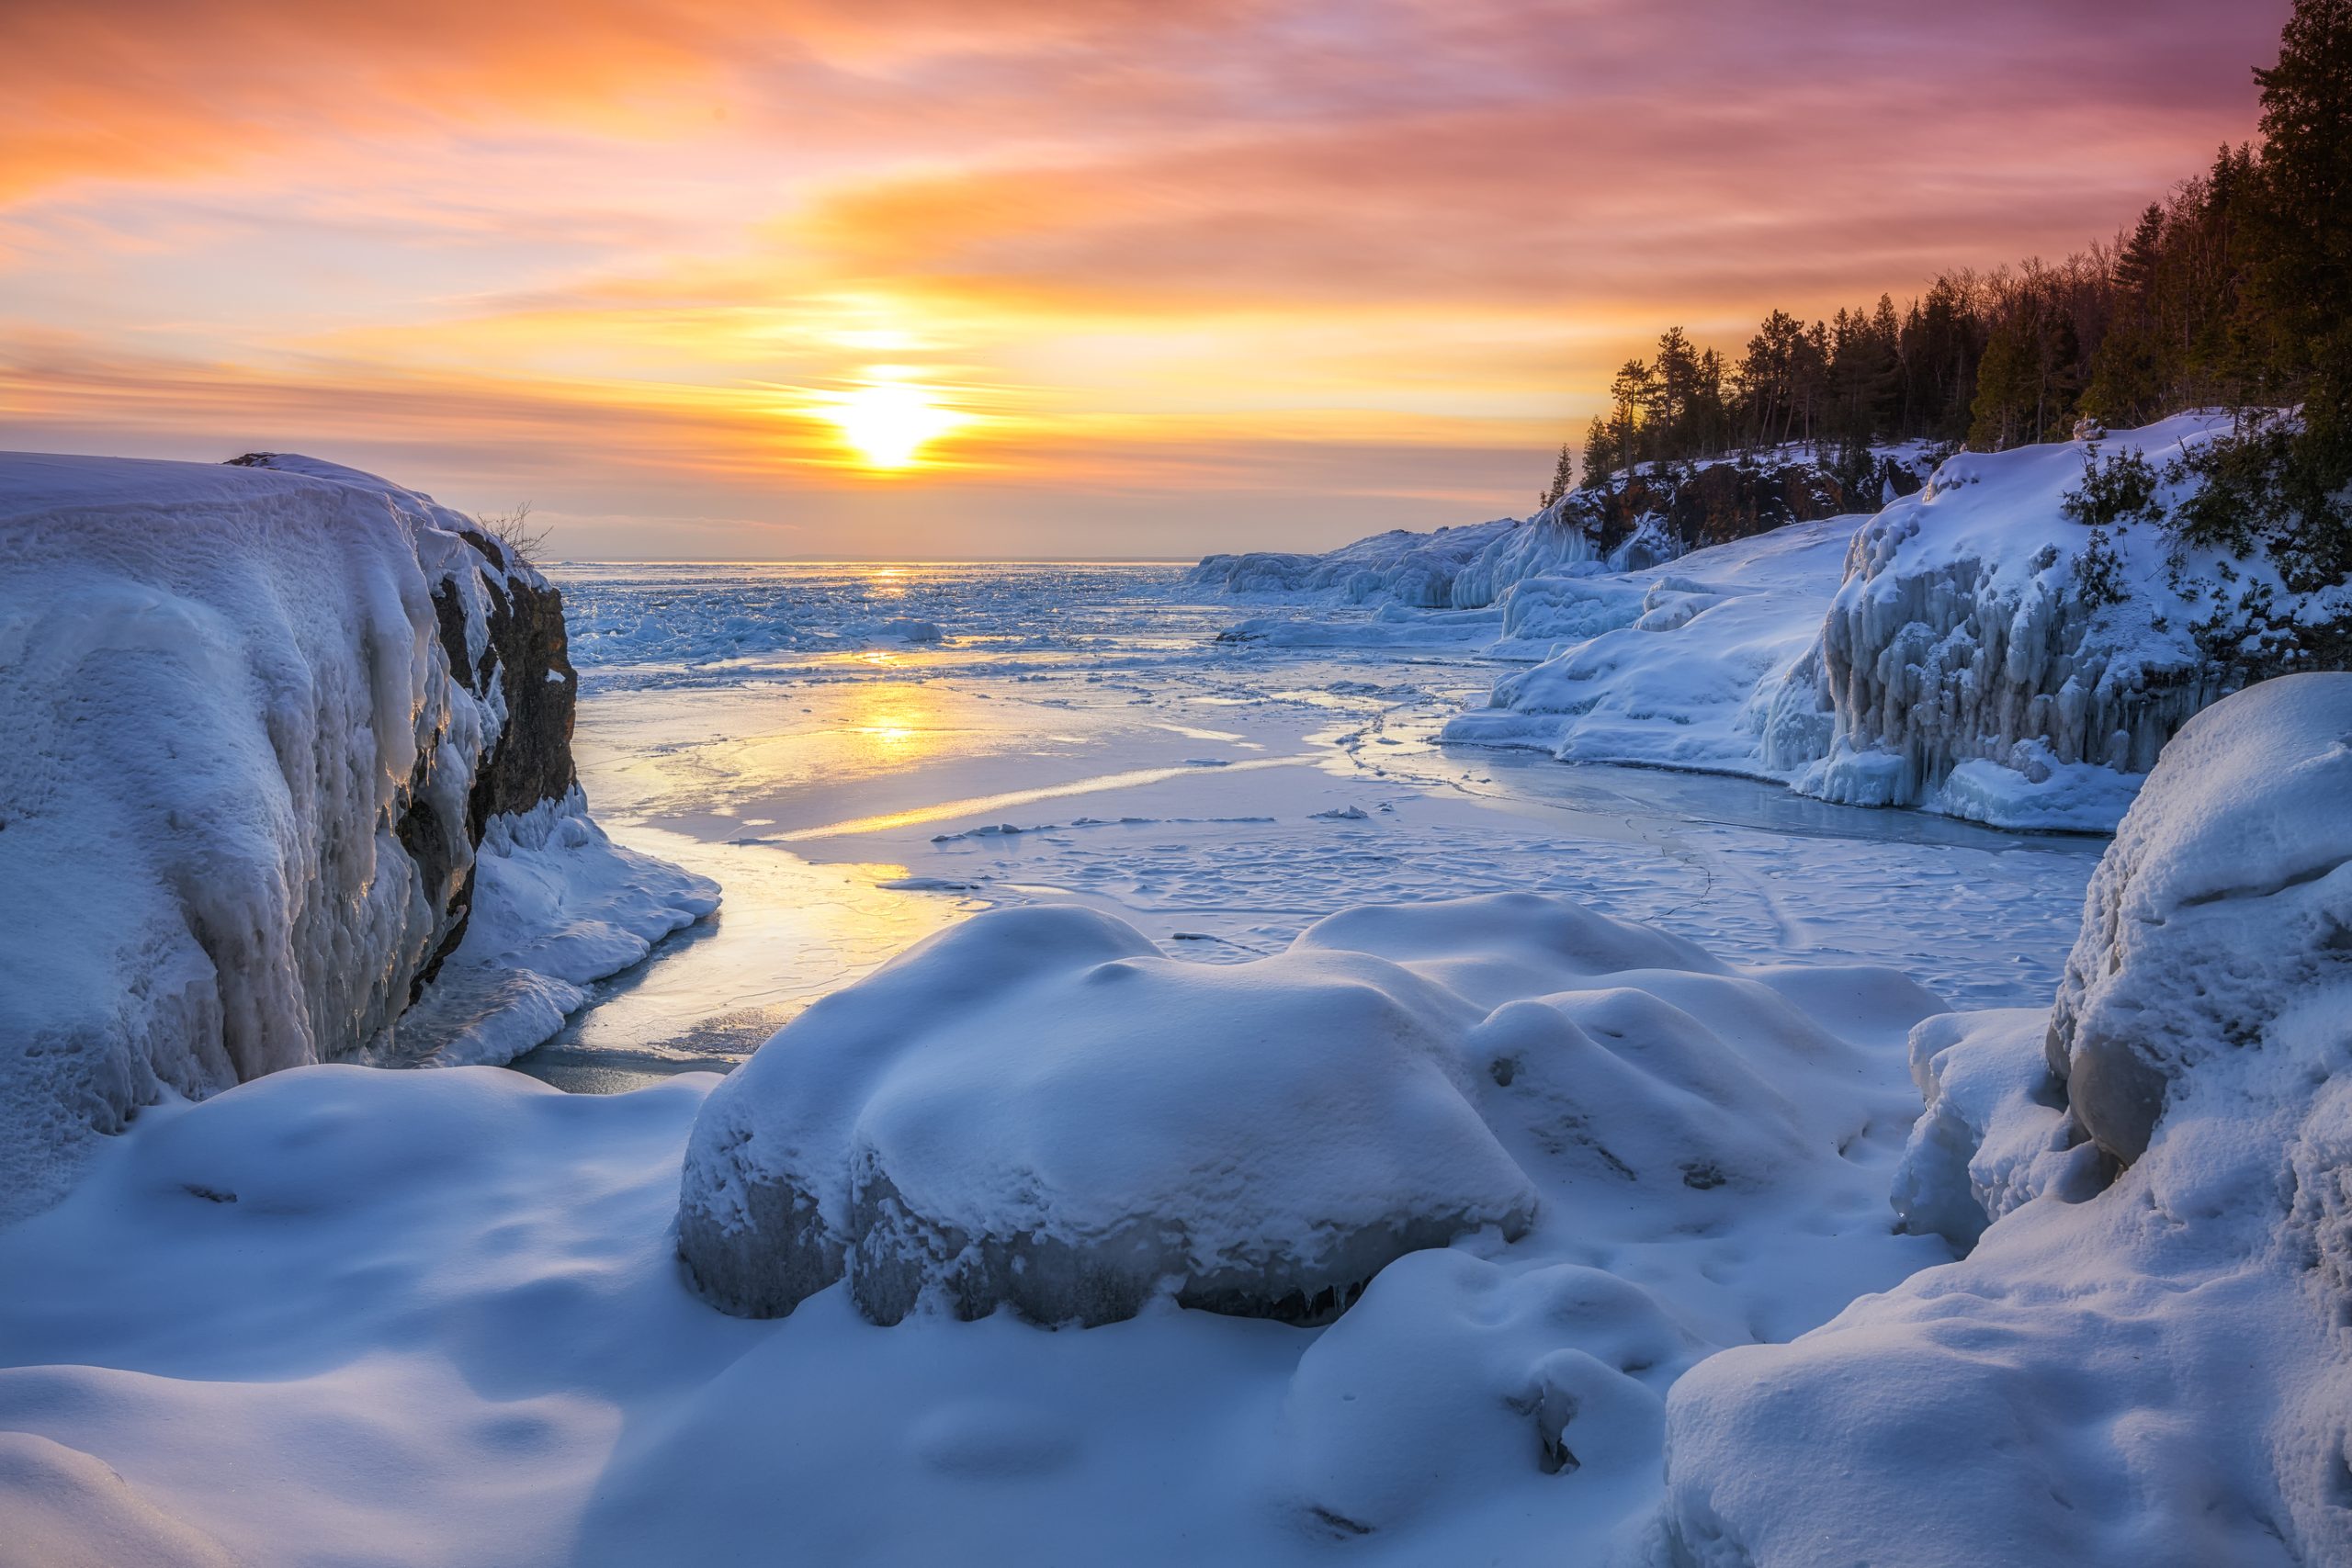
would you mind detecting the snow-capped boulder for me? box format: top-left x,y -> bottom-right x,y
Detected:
0,451 -> 715,1217
2044,671 -> 2352,1164
676,902 -> 1540,1326
1661,672 -> 2352,1568
679,891 -> 1933,1330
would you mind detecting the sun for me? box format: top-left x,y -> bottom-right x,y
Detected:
828,378 -> 961,470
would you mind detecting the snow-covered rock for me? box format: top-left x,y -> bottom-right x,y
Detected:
0,451 -> 716,1217
1770,414 -> 2252,828
677,891 -> 1928,1330
2043,670 -> 2352,1164
1888,1007 -> 2092,1247
1662,671 -> 2352,1568
677,901 -> 1539,1326
1278,1248 -> 1690,1537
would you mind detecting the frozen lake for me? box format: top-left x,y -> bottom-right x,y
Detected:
518,561 -> 2102,1091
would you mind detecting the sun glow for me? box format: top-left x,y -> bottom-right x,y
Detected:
826,375 -> 962,470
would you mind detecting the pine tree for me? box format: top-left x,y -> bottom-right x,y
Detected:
1608,359 -> 1657,477
1577,416 -> 1617,492
1538,443 -> 1577,509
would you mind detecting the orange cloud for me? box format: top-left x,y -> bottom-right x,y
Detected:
0,0 -> 2296,555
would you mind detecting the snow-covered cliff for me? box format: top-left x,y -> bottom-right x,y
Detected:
0,452 -> 715,1217
1438,413 -> 2351,830
1761,412 -> 2332,827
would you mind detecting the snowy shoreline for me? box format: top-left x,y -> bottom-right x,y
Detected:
1200,413 -> 2346,835
4,452 -> 2345,1567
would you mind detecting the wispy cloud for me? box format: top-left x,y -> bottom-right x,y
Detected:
0,0 -> 2291,554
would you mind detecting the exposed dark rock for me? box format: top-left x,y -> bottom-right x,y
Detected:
1562,453 -> 1925,563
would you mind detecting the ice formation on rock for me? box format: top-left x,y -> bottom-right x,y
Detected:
0,452 -> 715,1217
1770,413 -> 2266,829
677,892 -> 1929,1330
2043,671 -> 2352,1163
1435,413 -> 2352,830
1663,672 -> 2352,1567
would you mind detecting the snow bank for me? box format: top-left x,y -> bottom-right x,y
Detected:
1662,672 -> 2352,1567
1188,445 -> 1929,617
678,891 -> 1938,1330
0,885 -> 1951,1564
1443,519 -> 1858,776
0,451 -> 714,1217
0,1431 -> 242,1568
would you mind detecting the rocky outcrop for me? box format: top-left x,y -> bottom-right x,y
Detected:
0,450 -> 656,1219
1560,451 -> 1922,566
1185,449 -> 1929,616
1756,413 -> 2352,829
232,455 -> 580,1000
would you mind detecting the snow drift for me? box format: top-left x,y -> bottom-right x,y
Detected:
678,891 -> 1937,1331
0,451 -> 715,1217
1662,672 -> 2352,1567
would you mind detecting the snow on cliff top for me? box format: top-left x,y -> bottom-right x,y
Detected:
0,450 -> 712,1219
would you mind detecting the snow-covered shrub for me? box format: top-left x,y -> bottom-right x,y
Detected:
1663,671 -> 2352,1568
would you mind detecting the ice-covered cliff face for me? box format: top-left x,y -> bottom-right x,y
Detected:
0,452 -> 715,1217
1766,412 -> 2281,828
1442,413 -> 2351,831
1662,673 -> 2352,1567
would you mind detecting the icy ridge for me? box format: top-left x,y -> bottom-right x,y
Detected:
0,451 -> 713,1217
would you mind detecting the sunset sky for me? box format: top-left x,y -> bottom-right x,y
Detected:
0,0 -> 2291,558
